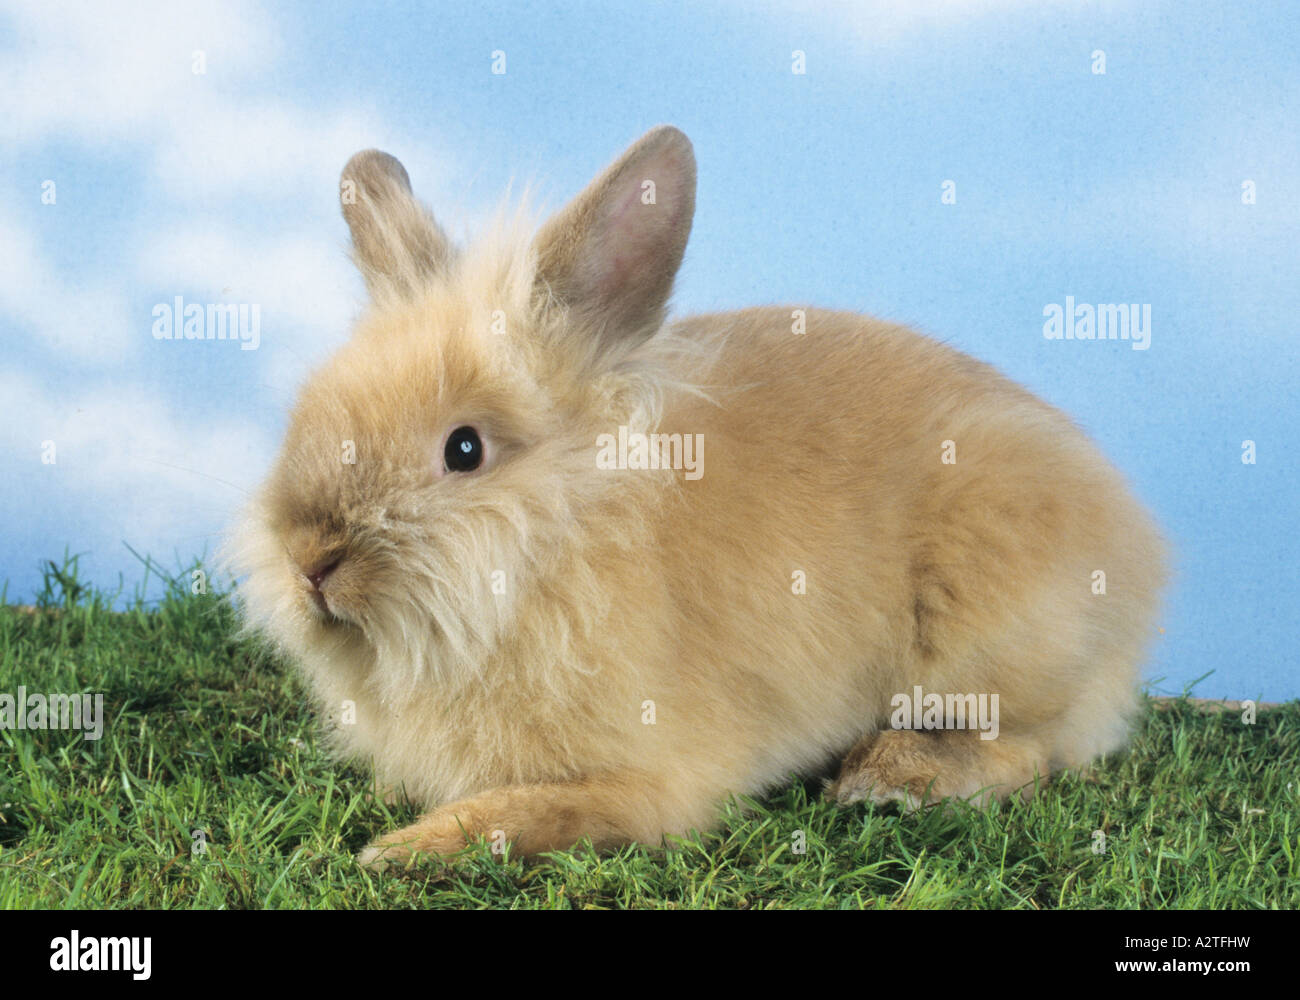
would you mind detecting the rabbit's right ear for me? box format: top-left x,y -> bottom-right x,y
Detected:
340,150 -> 452,301
532,126 -> 696,357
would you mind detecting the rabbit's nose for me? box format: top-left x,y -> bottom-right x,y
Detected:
305,558 -> 341,592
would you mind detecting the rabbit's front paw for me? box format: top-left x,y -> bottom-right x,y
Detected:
356,841 -> 403,872
357,815 -> 472,871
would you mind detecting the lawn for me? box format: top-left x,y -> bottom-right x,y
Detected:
1,558 -> 1296,909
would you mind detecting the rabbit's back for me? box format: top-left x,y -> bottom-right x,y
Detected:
637,307 -> 1166,790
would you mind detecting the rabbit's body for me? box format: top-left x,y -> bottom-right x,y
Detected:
228,127 -> 1165,866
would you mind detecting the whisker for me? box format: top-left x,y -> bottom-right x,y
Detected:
135,459 -> 255,498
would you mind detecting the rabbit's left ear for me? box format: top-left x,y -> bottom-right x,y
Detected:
340,150 -> 452,301
533,126 -> 696,353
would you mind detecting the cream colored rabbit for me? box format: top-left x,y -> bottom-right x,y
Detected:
226,126 -> 1166,868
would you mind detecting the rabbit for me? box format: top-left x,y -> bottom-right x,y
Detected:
225,125 -> 1167,869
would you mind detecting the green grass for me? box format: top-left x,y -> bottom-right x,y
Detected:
1,557 -> 1296,909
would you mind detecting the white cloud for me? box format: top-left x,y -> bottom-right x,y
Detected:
138,224 -> 359,337
0,0 -> 466,577
0,0 -> 459,362
0,210 -> 136,364
0,366 -> 274,558
0,0 -> 279,143
136,220 -> 369,398
0,0 -> 619,593
0,0 -> 471,406
151,101 -> 373,202
0,0 -> 457,203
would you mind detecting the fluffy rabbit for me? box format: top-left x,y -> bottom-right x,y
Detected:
226,126 -> 1166,868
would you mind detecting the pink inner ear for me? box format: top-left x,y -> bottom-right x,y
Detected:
588,171 -> 677,300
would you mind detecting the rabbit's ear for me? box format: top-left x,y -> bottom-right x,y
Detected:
340,150 -> 452,301
533,126 -> 696,352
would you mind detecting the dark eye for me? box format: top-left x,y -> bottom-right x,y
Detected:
444,426 -> 484,473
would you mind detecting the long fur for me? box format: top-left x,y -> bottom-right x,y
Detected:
224,126 -> 1167,861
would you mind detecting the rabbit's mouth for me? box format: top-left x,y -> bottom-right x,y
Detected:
314,600 -> 350,627
286,542 -> 364,627
308,586 -> 332,616
298,568 -> 361,630
307,586 -> 358,628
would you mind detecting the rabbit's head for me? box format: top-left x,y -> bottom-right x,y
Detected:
227,127 -> 697,692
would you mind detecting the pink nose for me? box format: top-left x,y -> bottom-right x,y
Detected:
305,558 -> 340,592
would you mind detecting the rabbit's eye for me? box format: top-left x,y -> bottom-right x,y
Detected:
444,426 -> 484,473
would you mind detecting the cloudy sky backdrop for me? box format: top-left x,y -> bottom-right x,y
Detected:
2,0 -> 1296,697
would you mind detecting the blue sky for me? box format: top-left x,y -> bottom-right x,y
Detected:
1,0 -> 1296,698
